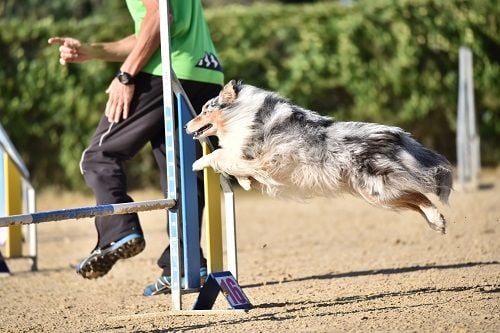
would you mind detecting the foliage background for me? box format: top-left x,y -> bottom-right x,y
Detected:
0,0 -> 498,190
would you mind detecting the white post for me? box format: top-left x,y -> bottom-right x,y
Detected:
457,46 -> 480,190
26,183 -> 37,271
220,177 -> 238,280
159,0 -> 182,311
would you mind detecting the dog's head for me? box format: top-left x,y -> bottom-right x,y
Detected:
185,80 -> 243,139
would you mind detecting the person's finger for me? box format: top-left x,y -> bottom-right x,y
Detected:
113,97 -> 123,123
48,37 -> 65,45
108,103 -> 116,123
105,97 -> 113,120
108,97 -> 122,123
60,51 -> 73,61
123,101 -> 129,120
60,49 -> 79,61
59,53 -> 75,64
114,107 -> 122,123
59,45 -> 78,54
53,41 -> 78,65
63,38 -> 81,48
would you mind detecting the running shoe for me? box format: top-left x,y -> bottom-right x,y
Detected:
143,266 -> 208,296
76,233 -> 145,279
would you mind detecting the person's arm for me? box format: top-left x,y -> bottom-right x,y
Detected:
47,35 -> 137,64
90,35 -> 138,62
104,0 -> 161,123
48,0 -> 163,67
119,0 -> 160,76
48,0 -> 162,123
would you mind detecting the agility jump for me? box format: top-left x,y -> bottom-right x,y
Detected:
0,0 -> 245,312
0,73 -> 241,312
0,124 -> 37,273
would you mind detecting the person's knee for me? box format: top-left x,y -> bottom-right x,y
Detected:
82,169 -> 105,189
80,151 -> 119,190
82,164 -> 129,204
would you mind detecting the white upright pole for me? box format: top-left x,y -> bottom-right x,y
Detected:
26,184 -> 37,271
465,49 -> 480,187
220,177 -> 238,280
457,46 -> 480,190
159,0 -> 182,311
457,48 -> 467,186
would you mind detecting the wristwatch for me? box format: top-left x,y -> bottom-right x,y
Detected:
116,70 -> 135,85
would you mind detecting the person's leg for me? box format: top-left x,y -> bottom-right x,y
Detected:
77,73 -> 164,279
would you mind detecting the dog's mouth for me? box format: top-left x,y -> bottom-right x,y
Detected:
193,124 -> 213,139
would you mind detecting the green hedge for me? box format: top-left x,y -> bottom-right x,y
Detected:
208,0 -> 499,162
0,0 -> 498,189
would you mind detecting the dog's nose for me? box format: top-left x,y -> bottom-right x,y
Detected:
183,125 -> 187,129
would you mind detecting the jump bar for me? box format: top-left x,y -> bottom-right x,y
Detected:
0,198 -> 176,227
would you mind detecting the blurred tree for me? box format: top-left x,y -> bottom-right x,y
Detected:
0,0 -> 127,19
202,0 -> 277,6
0,0 -> 498,190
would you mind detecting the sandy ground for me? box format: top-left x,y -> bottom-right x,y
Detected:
1,169 -> 499,332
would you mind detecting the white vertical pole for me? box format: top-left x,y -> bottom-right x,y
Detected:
457,48 -> 467,186
457,46 -> 480,190
159,0 -> 182,311
466,49 -> 480,187
26,183 -> 37,271
220,177 -> 238,280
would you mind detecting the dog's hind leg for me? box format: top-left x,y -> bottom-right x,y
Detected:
387,192 -> 447,234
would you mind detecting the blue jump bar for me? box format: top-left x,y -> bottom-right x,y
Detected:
0,198 -> 175,227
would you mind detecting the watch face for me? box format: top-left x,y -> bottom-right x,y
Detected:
117,71 -> 133,85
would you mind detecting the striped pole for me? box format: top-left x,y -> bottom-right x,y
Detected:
0,199 -> 175,227
159,0 -> 183,311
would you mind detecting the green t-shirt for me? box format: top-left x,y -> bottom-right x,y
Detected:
125,0 -> 224,85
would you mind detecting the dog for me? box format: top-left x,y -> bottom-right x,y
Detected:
185,80 -> 453,234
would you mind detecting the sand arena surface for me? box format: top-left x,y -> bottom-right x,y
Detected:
1,169 -> 499,332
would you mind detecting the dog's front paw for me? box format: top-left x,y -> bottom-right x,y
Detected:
192,158 -> 208,171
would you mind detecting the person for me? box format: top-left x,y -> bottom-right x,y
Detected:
48,0 -> 224,296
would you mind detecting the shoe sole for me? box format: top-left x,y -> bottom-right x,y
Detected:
77,236 -> 145,279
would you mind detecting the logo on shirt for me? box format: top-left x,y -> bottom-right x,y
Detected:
196,52 -> 223,71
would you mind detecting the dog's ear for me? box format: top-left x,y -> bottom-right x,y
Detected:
219,79 -> 243,105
